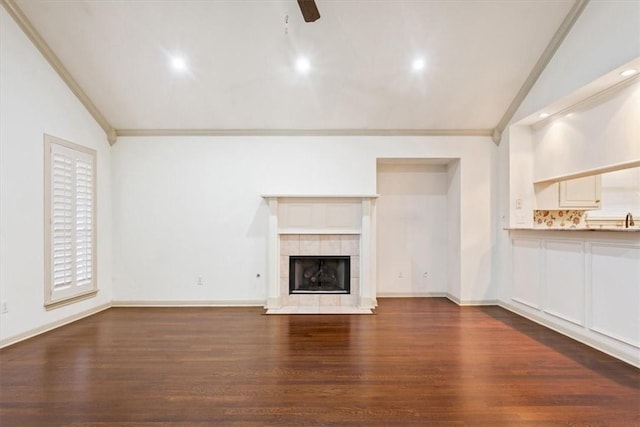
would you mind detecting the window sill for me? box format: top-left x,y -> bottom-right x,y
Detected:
45,290 -> 99,311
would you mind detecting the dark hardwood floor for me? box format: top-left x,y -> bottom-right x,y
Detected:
0,298 -> 638,426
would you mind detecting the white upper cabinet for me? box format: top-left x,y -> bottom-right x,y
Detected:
535,175 -> 601,210
559,175 -> 601,208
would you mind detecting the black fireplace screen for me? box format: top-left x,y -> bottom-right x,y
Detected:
289,256 -> 350,294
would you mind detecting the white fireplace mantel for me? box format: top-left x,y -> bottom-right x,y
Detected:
262,195 -> 378,313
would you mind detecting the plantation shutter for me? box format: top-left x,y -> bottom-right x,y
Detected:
51,149 -> 74,291
46,136 -> 97,305
75,157 -> 93,286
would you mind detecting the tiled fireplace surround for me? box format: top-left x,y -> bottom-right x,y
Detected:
263,195 -> 377,314
280,234 -> 360,310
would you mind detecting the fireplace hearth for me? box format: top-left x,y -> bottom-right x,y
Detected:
289,256 -> 350,294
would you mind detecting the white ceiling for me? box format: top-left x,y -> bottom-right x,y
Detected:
13,0 -> 576,133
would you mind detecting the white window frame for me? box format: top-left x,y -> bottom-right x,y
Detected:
44,134 -> 98,308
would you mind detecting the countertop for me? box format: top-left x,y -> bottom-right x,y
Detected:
506,227 -> 640,232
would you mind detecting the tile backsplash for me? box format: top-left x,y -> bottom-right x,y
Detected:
533,210 -> 586,229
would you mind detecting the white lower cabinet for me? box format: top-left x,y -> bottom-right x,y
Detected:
509,230 -> 640,367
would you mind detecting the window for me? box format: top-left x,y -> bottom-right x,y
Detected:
44,134 -> 97,307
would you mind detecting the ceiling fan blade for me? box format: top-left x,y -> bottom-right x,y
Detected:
297,0 -> 320,23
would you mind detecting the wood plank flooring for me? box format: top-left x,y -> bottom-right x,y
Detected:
1,298 -> 638,426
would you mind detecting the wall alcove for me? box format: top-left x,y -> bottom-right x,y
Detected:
376,158 -> 461,300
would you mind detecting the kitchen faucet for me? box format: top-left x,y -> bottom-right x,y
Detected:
625,212 -> 635,228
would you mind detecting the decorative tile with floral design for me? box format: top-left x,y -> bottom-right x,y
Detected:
533,210 -> 587,229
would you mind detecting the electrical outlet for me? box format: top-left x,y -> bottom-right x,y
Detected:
1,301 -> 8,314
398,272 -> 404,279
197,276 -> 204,286
423,272 -> 428,278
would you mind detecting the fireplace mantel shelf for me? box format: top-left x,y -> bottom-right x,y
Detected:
279,228 -> 361,235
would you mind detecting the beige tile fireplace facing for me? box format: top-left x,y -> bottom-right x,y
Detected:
262,195 -> 378,314
279,234 -> 360,308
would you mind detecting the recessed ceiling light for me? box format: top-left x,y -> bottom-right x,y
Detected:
412,57 -> 425,72
539,113 -> 550,119
170,55 -> 188,73
620,68 -> 638,77
295,56 -> 311,74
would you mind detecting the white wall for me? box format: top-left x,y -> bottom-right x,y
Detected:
532,81 -> 640,181
447,160 -> 462,300
376,163 -> 449,296
592,167 -> 640,218
0,8 -> 112,344
498,1 -> 640,364
112,136 -> 495,304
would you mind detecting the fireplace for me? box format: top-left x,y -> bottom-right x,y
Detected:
289,256 -> 350,294
262,195 -> 377,313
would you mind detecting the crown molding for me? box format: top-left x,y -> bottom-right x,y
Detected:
1,0 -> 117,145
115,128 -> 493,138
493,0 -> 590,145
530,73 -> 639,130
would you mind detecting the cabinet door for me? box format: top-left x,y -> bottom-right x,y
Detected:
559,176 -> 601,208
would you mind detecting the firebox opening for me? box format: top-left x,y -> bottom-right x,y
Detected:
289,256 -> 350,294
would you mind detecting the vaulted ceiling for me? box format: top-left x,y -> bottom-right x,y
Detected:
5,0 -> 583,142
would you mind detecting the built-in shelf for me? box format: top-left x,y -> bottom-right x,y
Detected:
533,160 -> 640,185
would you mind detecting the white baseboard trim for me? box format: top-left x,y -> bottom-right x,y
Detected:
0,302 -> 111,349
266,306 -> 373,314
499,300 -> 640,368
111,300 -> 266,307
446,294 -> 499,306
377,292 -> 447,298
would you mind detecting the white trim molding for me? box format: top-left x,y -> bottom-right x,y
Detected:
446,294 -> 500,306
0,303 -> 111,349
110,300 -> 266,307
377,292 -> 448,298
116,128 -> 493,138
